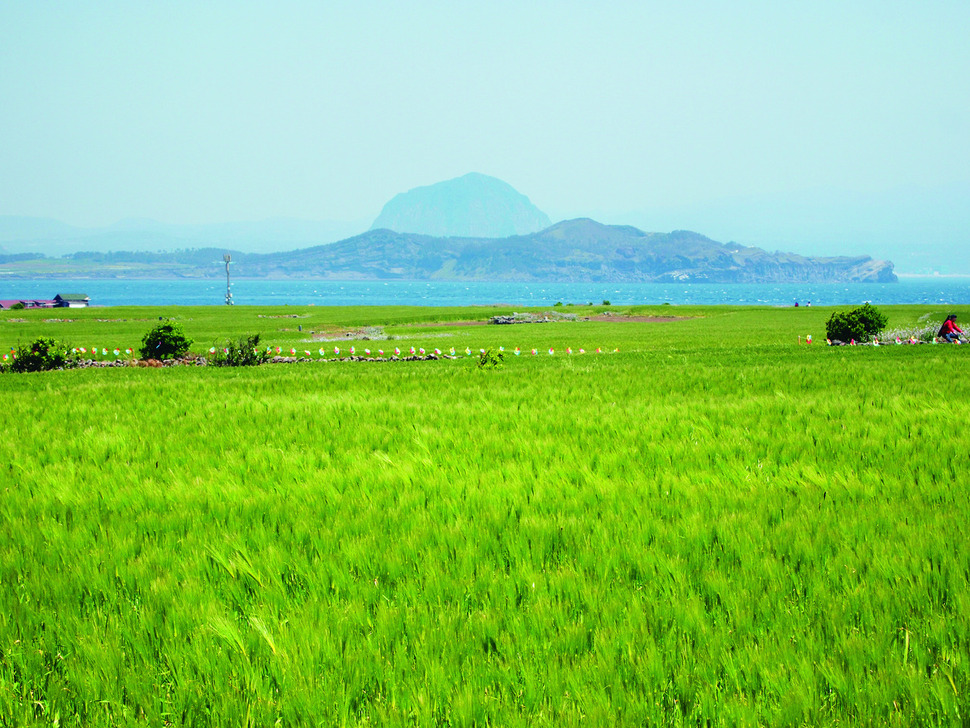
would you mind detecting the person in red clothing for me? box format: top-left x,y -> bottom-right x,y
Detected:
939,314 -> 965,343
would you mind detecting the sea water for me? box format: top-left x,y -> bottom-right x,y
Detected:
1,278 -> 969,307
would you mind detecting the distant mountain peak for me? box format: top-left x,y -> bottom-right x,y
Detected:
370,173 -> 551,238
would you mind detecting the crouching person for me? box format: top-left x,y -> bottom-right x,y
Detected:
939,314 -> 965,343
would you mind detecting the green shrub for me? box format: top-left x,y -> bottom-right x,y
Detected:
477,349 -> 504,369
9,302 -> 25,311
140,320 -> 192,360
602,300 -> 611,306
8,337 -> 70,373
825,303 -> 888,342
211,333 -> 269,367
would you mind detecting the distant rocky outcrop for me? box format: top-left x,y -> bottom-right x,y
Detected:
370,173 -> 551,238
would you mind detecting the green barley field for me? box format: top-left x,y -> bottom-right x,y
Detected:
1,304 -> 968,726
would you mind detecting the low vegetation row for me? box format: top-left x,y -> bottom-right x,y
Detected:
2,321 -> 254,372
2,319 -> 629,373
3,304 -> 963,374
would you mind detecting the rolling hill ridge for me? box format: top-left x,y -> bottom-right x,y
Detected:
3,218 -> 896,283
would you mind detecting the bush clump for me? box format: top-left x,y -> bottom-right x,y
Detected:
8,337 -> 71,373
140,320 -> 192,360
211,333 -> 269,367
825,303 -> 888,343
477,349 -> 504,369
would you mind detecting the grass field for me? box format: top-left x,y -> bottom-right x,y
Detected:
1,304 -> 969,726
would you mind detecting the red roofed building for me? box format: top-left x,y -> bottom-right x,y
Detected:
0,299 -> 56,310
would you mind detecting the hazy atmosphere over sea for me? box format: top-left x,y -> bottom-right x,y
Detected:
1,1 -> 968,274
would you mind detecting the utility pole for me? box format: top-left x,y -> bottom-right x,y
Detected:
224,254 -> 233,305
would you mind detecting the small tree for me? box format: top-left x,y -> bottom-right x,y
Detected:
825,303 -> 888,342
9,337 -> 70,373
140,320 -> 192,360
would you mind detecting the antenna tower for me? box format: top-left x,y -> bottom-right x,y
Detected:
224,254 -> 233,305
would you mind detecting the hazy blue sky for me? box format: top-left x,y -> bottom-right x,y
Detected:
1,1 -> 968,264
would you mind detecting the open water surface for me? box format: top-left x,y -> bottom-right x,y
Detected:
1,278 -> 969,307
